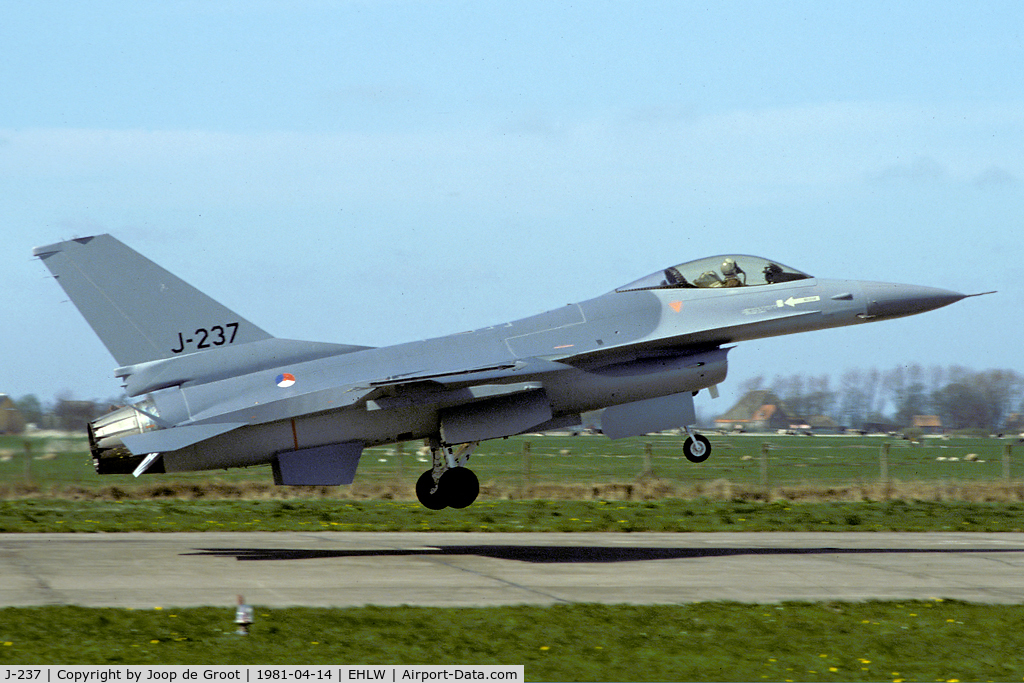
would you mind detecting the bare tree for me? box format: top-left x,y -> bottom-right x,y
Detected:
733,364 -> 1024,431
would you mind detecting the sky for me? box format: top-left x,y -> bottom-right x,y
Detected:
3,1 -> 1022,415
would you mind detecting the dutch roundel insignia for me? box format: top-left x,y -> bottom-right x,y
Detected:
275,372 -> 296,388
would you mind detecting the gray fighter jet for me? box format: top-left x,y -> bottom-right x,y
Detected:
35,235 -> 982,509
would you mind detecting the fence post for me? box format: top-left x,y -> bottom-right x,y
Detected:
1005,443 -> 1012,482
880,442 -> 890,500
641,442 -> 654,478
760,443 -> 770,495
522,441 -> 532,486
23,440 -> 32,482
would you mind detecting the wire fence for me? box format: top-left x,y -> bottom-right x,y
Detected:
354,434 -> 1022,494
2,433 -> 1021,500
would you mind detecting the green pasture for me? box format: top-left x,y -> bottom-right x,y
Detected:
2,601 -> 1024,681
1,432 -> 1021,495
4,436 -> 1024,680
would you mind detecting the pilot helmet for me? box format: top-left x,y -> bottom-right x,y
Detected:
721,258 -> 740,278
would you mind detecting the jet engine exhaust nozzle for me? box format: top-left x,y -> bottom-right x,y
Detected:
87,401 -> 164,474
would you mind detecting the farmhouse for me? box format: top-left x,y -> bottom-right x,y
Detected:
912,415 -> 944,434
805,415 -> 841,434
715,390 -> 801,432
1004,413 -> 1024,434
0,394 -> 25,434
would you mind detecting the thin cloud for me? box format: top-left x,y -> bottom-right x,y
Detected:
973,165 -> 1019,189
871,155 -> 948,185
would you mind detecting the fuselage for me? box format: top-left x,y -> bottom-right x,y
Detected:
141,274 -> 961,473
34,236 -> 978,503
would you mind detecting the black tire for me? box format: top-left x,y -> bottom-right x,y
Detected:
415,470 -> 449,510
683,434 -> 712,463
439,467 -> 480,509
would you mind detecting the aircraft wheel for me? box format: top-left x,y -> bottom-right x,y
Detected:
415,470 -> 449,510
440,467 -> 480,509
683,434 -> 712,463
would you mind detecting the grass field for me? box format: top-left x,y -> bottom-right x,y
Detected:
4,432 -> 1024,533
5,434 -> 1024,679
2,601 -> 1023,681
2,432 -> 1022,502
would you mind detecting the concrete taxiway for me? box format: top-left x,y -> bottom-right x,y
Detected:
3,532 -> 1024,608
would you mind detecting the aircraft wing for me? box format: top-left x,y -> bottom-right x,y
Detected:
125,355 -> 567,461
368,356 -> 571,389
355,357 -> 569,423
159,358 -> 565,434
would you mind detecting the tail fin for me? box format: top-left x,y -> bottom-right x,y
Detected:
34,234 -> 273,366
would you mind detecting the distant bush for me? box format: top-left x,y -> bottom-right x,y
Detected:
951,428 -> 991,438
901,427 -> 924,441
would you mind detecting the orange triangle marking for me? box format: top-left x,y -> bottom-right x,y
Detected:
669,301 -> 683,313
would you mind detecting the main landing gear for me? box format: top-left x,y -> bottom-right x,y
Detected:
415,439 -> 480,510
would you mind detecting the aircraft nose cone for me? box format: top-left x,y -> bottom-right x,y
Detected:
862,282 -> 967,320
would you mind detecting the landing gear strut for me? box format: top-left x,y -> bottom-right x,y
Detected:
415,439 -> 480,510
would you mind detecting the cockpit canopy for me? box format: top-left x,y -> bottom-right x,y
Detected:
616,255 -> 812,292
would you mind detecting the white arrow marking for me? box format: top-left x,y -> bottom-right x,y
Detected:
776,295 -> 821,307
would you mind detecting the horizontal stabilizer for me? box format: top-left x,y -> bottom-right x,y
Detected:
121,422 -> 246,455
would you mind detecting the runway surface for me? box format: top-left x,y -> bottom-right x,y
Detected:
3,532 -> 1024,608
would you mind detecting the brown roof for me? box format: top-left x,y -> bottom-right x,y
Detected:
716,390 -> 795,423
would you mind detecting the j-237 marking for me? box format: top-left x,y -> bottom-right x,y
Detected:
171,322 -> 240,354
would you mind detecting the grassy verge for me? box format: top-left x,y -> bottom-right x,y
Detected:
1,601 -> 1022,681
4,498 -> 1024,532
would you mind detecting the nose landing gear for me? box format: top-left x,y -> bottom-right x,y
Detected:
683,428 -> 712,463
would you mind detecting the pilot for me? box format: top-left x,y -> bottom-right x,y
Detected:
720,258 -> 745,287
694,270 -> 723,287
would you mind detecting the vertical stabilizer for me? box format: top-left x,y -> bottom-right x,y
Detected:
34,235 -> 273,366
